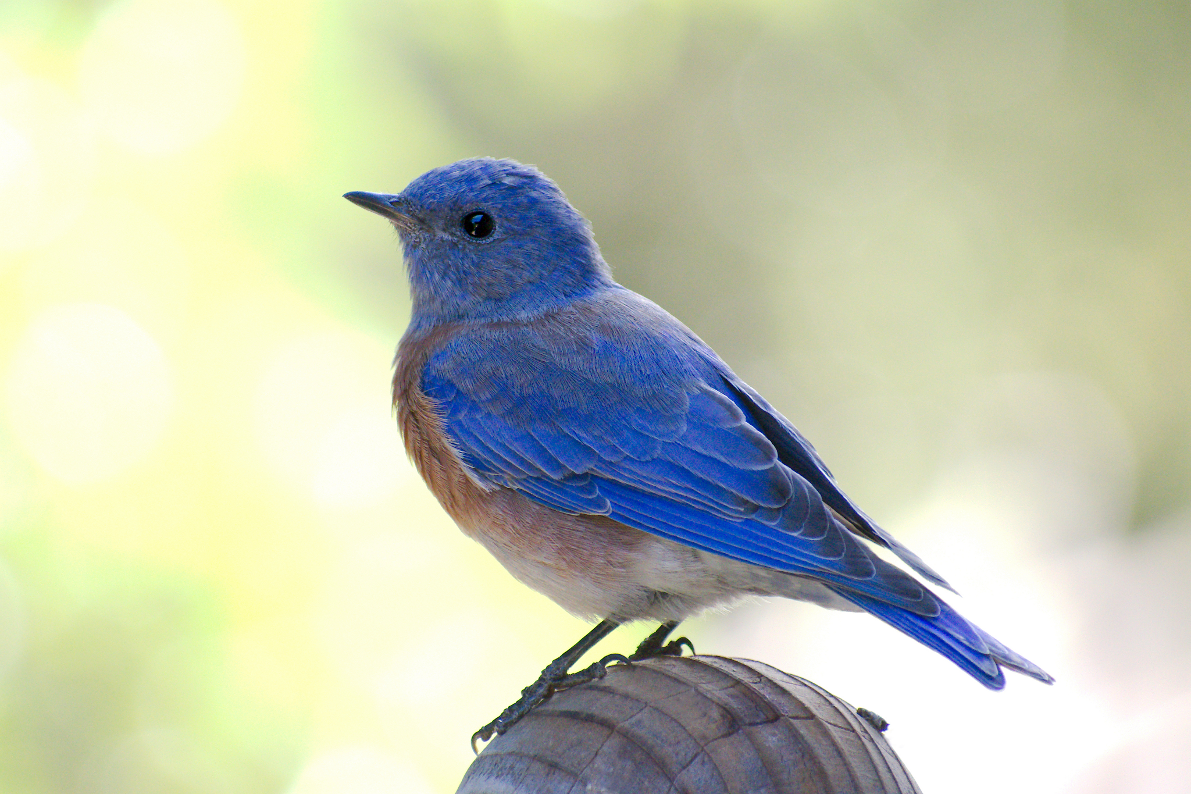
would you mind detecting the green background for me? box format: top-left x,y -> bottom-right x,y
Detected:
1,0 -> 1188,790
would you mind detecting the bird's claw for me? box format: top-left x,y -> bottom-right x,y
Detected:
471,653 -> 632,753
631,625 -> 695,660
557,652 -> 630,686
471,673 -> 555,752
643,635 -> 694,659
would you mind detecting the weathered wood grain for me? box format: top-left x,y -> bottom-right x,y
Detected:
458,655 -> 919,793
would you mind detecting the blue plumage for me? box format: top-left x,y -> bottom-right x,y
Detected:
346,157 -> 1053,710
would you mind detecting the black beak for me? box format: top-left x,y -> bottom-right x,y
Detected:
343,191 -> 419,231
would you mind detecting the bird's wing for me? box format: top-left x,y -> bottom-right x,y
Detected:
421,292 -> 1055,688
421,294 -> 933,614
718,374 -> 954,591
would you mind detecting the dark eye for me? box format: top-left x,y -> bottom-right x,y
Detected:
461,211 -> 495,239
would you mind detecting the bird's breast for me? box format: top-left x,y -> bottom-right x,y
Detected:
392,326 -> 485,525
392,326 -> 630,615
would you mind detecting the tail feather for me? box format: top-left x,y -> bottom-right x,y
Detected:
977,626 -> 1056,683
835,587 -> 1054,688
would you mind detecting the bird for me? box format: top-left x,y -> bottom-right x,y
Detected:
344,157 -> 1053,748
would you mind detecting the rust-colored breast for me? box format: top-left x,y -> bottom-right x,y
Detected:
388,323 -> 659,621
392,324 -> 486,528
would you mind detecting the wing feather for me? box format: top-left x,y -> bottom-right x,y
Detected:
422,321 -> 938,615
400,266 -> 1052,689
720,374 -> 955,591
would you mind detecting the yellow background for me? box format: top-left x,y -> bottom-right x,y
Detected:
1,0 -> 1189,790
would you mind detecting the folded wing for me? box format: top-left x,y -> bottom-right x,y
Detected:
421,296 -> 1051,687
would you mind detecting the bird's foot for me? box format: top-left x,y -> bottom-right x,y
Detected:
555,652 -> 630,689
471,652 -> 630,753
634,635 -> 694,660
630,620 -> 695,660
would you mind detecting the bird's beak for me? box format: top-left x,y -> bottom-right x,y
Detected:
343,191 -> 420,232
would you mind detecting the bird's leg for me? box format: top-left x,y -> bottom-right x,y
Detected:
472,618 -> 621,752
630,620 -> 694,660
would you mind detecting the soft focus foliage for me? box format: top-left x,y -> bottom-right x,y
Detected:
1,0 -> 1188,791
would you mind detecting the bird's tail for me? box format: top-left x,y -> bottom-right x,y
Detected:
832,587 -> 1054,689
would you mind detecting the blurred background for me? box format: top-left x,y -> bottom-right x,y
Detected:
1,0 -> 1189,791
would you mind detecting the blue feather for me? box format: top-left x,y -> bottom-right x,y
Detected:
416,284 -> 1047,686
367,157 -> 1052,691
720,373 -> 956,592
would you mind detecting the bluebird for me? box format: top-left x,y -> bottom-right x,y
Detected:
344,158 -> 1053,748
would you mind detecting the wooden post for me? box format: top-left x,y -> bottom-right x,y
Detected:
459,655 -> 920,793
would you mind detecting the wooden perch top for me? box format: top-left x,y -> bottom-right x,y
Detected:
459,655 -> 919,794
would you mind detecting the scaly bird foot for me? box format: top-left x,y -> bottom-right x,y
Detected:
629,620 -> 695,660
633,635 -> 694,660
555,653 -> 630,689
471,652 -> 630,752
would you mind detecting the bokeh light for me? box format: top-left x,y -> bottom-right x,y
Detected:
79,0 -> 245,155
1,0 -> 1189,791
6,303 -> 173,485
0,71 -> 95,253
254,330 -> 409,508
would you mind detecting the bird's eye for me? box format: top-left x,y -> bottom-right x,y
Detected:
461,211 -> 495,239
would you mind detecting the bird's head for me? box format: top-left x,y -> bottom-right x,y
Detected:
346,158 -> 612,326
